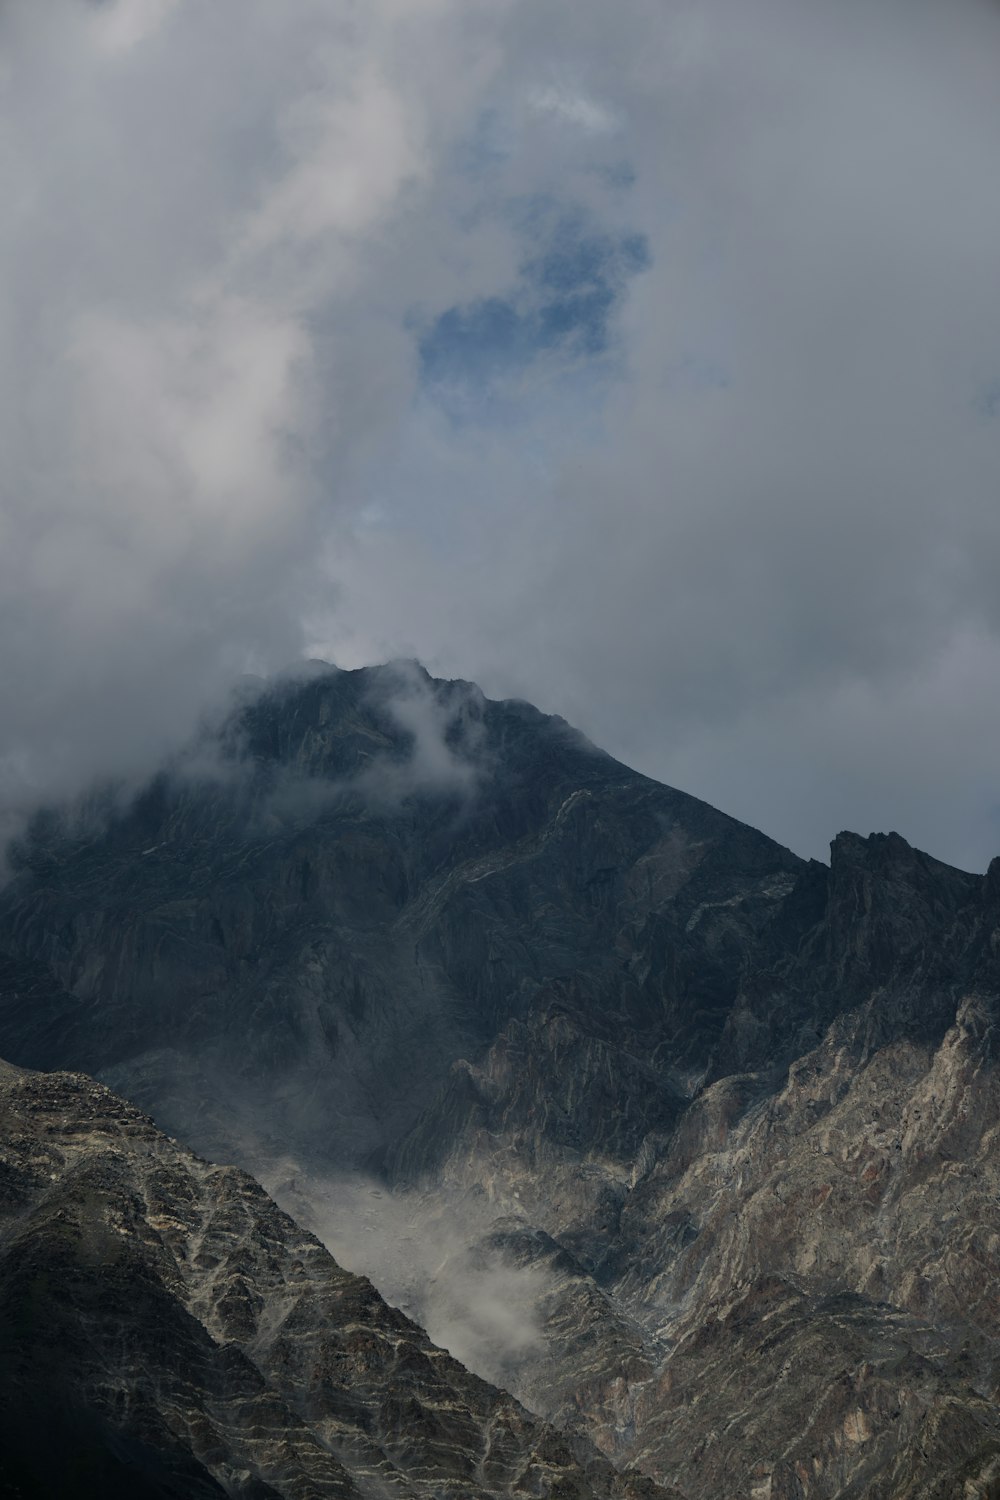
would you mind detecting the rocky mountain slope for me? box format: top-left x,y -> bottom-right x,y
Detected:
2,663 -> 1000,1497
0,662 -> 801,1169
382,829 -> 1000,1497
0,1056 -> 669,1500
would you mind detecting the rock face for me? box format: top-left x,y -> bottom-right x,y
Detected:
2,663 -> 1000,1497
395,834 -> 1000,1497
0,663 -> 800,1170
0,1057 -> 669,1500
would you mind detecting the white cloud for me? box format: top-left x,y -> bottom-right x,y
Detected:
528,82 -> 619,136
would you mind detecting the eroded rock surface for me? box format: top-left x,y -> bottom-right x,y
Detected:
0,663 -> 800,1171
393,840 -> 1000,1497
0,1058 -> 672,1499
2,665 -> 1000,1497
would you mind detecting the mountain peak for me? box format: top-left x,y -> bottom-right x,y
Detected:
3,672 -> 1000,1496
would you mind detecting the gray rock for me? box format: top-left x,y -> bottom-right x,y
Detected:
3,664 -> 1000,1497
0,1058 -> 675,1500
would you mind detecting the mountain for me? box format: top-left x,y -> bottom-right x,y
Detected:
0,661 -> 802,1167
0,1056 -> 670,1500
1,662 -> 1000,1497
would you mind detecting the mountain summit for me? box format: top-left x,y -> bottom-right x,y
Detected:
2,664 -> 1000,1497
0,661 -> 803,1167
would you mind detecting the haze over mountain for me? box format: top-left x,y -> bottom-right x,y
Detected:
3,665 -> 1000,1497
0,1055 -> 670,1500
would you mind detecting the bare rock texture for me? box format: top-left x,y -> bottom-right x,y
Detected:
395,843 -> 1000,1497
0,1057 -> 671,1500
0,664 -> 800,1171
2,665 -> 1000,1496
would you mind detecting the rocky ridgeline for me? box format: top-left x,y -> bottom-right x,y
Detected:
390,831 -> 1000,1496
2,664 -> 1000,1496
0,1058 -> 671,1500
0,663 -> 801,1169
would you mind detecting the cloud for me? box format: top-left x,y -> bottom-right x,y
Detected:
248,663 -> 489,829
418,208 -> 648,416
360,661 -> 487,803
0,0 -> 458,820
309,0 -> 1000,870
528,82 -> 620,137
89,0 -> 182,56
5,0 -> 1000,870
268,1162 -> 551,1390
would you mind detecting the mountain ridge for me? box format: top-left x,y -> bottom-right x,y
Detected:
1,662 -> 999,1497
0,1054 -> 674,1499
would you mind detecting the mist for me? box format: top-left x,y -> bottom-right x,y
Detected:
270,1164 -> 552,1390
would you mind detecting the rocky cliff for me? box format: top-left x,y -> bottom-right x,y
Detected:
0,1056 -> 670,1499
1,663 -> 999,1497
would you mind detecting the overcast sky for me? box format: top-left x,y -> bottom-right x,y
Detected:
4,0 -> 1000,868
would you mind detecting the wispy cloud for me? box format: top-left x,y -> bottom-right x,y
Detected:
269,1162 -> 551,1389
528,82 -> 620,136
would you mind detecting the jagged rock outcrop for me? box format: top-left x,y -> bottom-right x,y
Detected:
0,1057 -> 673,1500
391,834 -> 1000,1496
2,664 -> 1000,1497
606,993 -> 1000,1496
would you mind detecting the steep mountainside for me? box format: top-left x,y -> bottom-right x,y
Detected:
0,662 -> 801,1169
381,829 -> 1000,1497
2,663 -> 1000,1497
0,1057 -> 670,1500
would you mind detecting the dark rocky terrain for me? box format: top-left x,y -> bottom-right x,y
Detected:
0,662 -> 802,1169
2,662 -> 1000,1496
0,1056 -> 670,1499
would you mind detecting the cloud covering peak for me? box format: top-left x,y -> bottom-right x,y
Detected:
5,0 -> 1000,867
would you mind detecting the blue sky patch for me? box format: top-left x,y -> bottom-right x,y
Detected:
418,207 -> 649,413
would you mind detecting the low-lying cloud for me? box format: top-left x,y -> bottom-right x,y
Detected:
239,662 -> 489,835
268,1162 -> 551,1390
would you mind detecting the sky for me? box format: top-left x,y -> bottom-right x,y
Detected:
4,0 -> 1000,869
